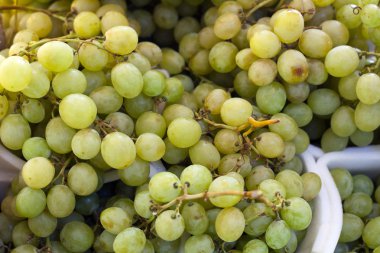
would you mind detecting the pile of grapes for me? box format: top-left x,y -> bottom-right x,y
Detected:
331,168 -> 380,252
0,0 -> 379,252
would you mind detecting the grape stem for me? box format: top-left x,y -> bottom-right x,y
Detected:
246,0 -> 276,17
0,6 -> 66,21
153,189 -> 275,214
51,156 -> 73,185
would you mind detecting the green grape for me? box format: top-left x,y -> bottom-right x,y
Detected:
174,74 -> 194,92
26,12 -> 52,38
149,172 -> 182,203
180,164 -> 213,194
135,133 -> 166,162
265,220 -> 291,250
101,132 -> 136,169
235,48 -> 258,71
271,9 -> 304,43
67,163 -> 98,196
352,175 -> 374,196
134,190 -> 155,219
205,208 -> 221,239
174,17 -> 201,43
360,4 -> 380,27
124,93 -> 154,119
320,20 -> 349,47
162,137 -> 188,165
259,179 -> 287,201
71,128 -> 101,160
21,157 -> 54,189
59,93 -> 97,129
301,172 -> 321,201
181,202 -> 209,235
0,95 -> 8,120
52,69 -> 87,99
350,129 -> 374,146
160,48 -> 185,75
135,41 -> 162,67
321,128 -> 349,152
189,139 -> 220,170
220,98 -> 253,127
324,45 -> 359,77
12,221 -> 39,247
215,207 -> 245,242
16,187 -> 46,218
307,59 -> 328,85
20,68 -> 50,99
45,117 -> 76,154
250,30 -> 281,58
0,56 -> 32,92
93,230 -> 116,253
75,193 -> 100,216
118,156 -> 150,186
330,168 -> 353,200
331,106 -> 356,137
280,197 -> 312,230
248,59 -> 277,87
192,82 -> 216,107
151,237 -> 181,253
13,29 -> 39,44
161,77 -> 184,103
208,176 -> 243,207
60,221 -> 94,252
78,41 -> 108,71
336,4 -> 362,29
256,82 -> 286,114
184,234 -> 215,253
255,132 -> 285,159
338,71 -> 359,101
104,26 -> 138,56
10,244 -> 38,253
82,69 -> 107,95
21,99 -> 45,124
209,41 -> 238,73
37,41 -> 74,73
90,86 -> 123,114
298,29 -> 332,58
163,104 -> 194,125
155,210 -> 185,241
285,82 -> 310,104
179,33 -> 201,62
283,103 -> 312,128
343,192 -> 373,217
275,230 -> 298,253
167,118 -> 202,148
354,102 -> 380,132
111,62 -> 143,99
47,185 -> 75,218
28,210 -> 57,238
214,13 -> 241,40
112,198 -> 137,223
0,114 -> 31,150
73,11 -> 100,38
275,170 -> 303,198
214,129 -> 243,155
153,3 -> 178,29
362,217 -> 380,249
204,89 -> 231,115
307,88 -> 340,116
268,113 -> 298,141
245,165 -> 275,191
277,50 -> 309,84
100,207 -> 132,235
0,213 -> 15,243
356,73 -> 380,105
243,239 -> 268,253
288,0 -> 316,21
375,186 -> 380,204
101,10 -> 129,34
142,70 -> 166,97
104,112 -> 134,136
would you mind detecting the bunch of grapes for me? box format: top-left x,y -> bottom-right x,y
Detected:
0,0 -> 379,252
331,168 -> 380,252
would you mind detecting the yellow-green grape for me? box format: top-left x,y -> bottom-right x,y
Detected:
149,172 -> 182,203
350,129 -> 374,147
135,133 -> 166,162
215,207 -> 245,242
209,41 -> 238,73
167,118 -> 202,148
37,41 -> 74,73
204,89 -> 231,115
312,0 -> 335,6
246,23 -> 272,41
336,4 -> 362,29
96,4 -> 124,17
198,26 -> 222,50
104,26 -> 138,56
155,210 -> 185,241
362,217 -> 380,249
235,48 -> 258,71
111,62 -> 143,99
113,227 -> 146,253
101,132 -> 136,169
361,4 -> 380,28
203,6 -> 218,26
339,213 -> 364,243
321,128 -> 349,152
0,94 -> 9,120
356,73 -> 380,105
153,3 -> 179,29
250,30 -> 281,59
100,207 -> 132,235
255,132 -> 285,158
307,59 -> 328,85
74,12 -> 101,39
180,164 -> 213,194
288,0 -> 316,21
67,163 -> 98,196
101,11 -> 129,34
13,29 -> 39,43
234,71 -> 258,99
71,0 -> 101,13
189,139 -> 220,170
324,45 -> 359,77
0,114 -> 31,151
135,42 -> 163,67
26,12 -> 52,38
0,56 -> 32,92
248,59 -> 277,86
277,50 -> 309,84
301,172 -> 322,201
160,48 -> 185,75
331,106 -> 356,137
78,41 -> 108,71
354,102 -> 380,132
214,129 -> 243,155
179,33 -> 201,61
298,29 -> 333,58
270,8 -> 304,43
189,49 -> 213,76
174,16 -> 201,43
217,0 -> 243,15
21,157 -> 55,189
321,20 -> 350,47
214,13 -> 241,40
208,176 -> 243,208
220,98 -> 253,127
52,69 -> 87,99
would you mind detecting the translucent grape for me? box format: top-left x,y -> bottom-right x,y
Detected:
155,210 -> 185,241
281,197 -> 312,230
343,192 -> 373,217
180,164 -> 213,194
22,137 -> 51,160
301,172 -> 322,201
21,99 -> 45,124
321,128 -> 349,152
275,170 -> 303,198
149,172 -> 182,203
265,220 -> 292,250
167,118 -> 202,148
362,217 -> 380,249
220,98 -> 253,127
250,30 -> 281,58
356,73 -> 380,105
354,102 -> 380,132
0,114 -> 31,150
71,128 -> 101,160
189,140 -> 220,170
298,29 -> 333,58
361,4 -> 380,27
47,185 -> 76,218
208,176 -> 243,208
101,132 -> 136,169
0,56 -> 32,92
104,26 -> 138,56
181,202 -> 209,235
339,213 -> 364,243
214,13 -> 241,40
271,9 -> 304,43
73,11 -> 100,38
78,41 -> 108,71
324,45 -> 359,77
307,88 -> 340,116
209,41 -> 238,73
255,132 -> 285,159
60,221 -> 94,252
277,50 -> 309,84
248,59 -> 277,86
118,156 -> 150,186
28,210 -> 57,238
37,41 -> 74,73
45,117 -> 76,154
256,82 -> 286,114
215,207 -> 245,242
331,106 -> 356,137
113,227 -> 146,253
16,187 -> 46,218
111,62 -> 143,99
52,68 -> 87,99
330,168 -> 353,200
67,163 -> 98,196
21,157 -> 55,189
26,12 -> 52,38
100,207 -> 132,235
184,234 -> 215,253
243,239 -> 268,253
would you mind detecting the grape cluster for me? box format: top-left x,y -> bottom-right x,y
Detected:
0,0 -> 378,252
331,168 -> 380,252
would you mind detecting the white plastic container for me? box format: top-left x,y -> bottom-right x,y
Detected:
0,146 -> 342,253
316,145 -> 380,253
